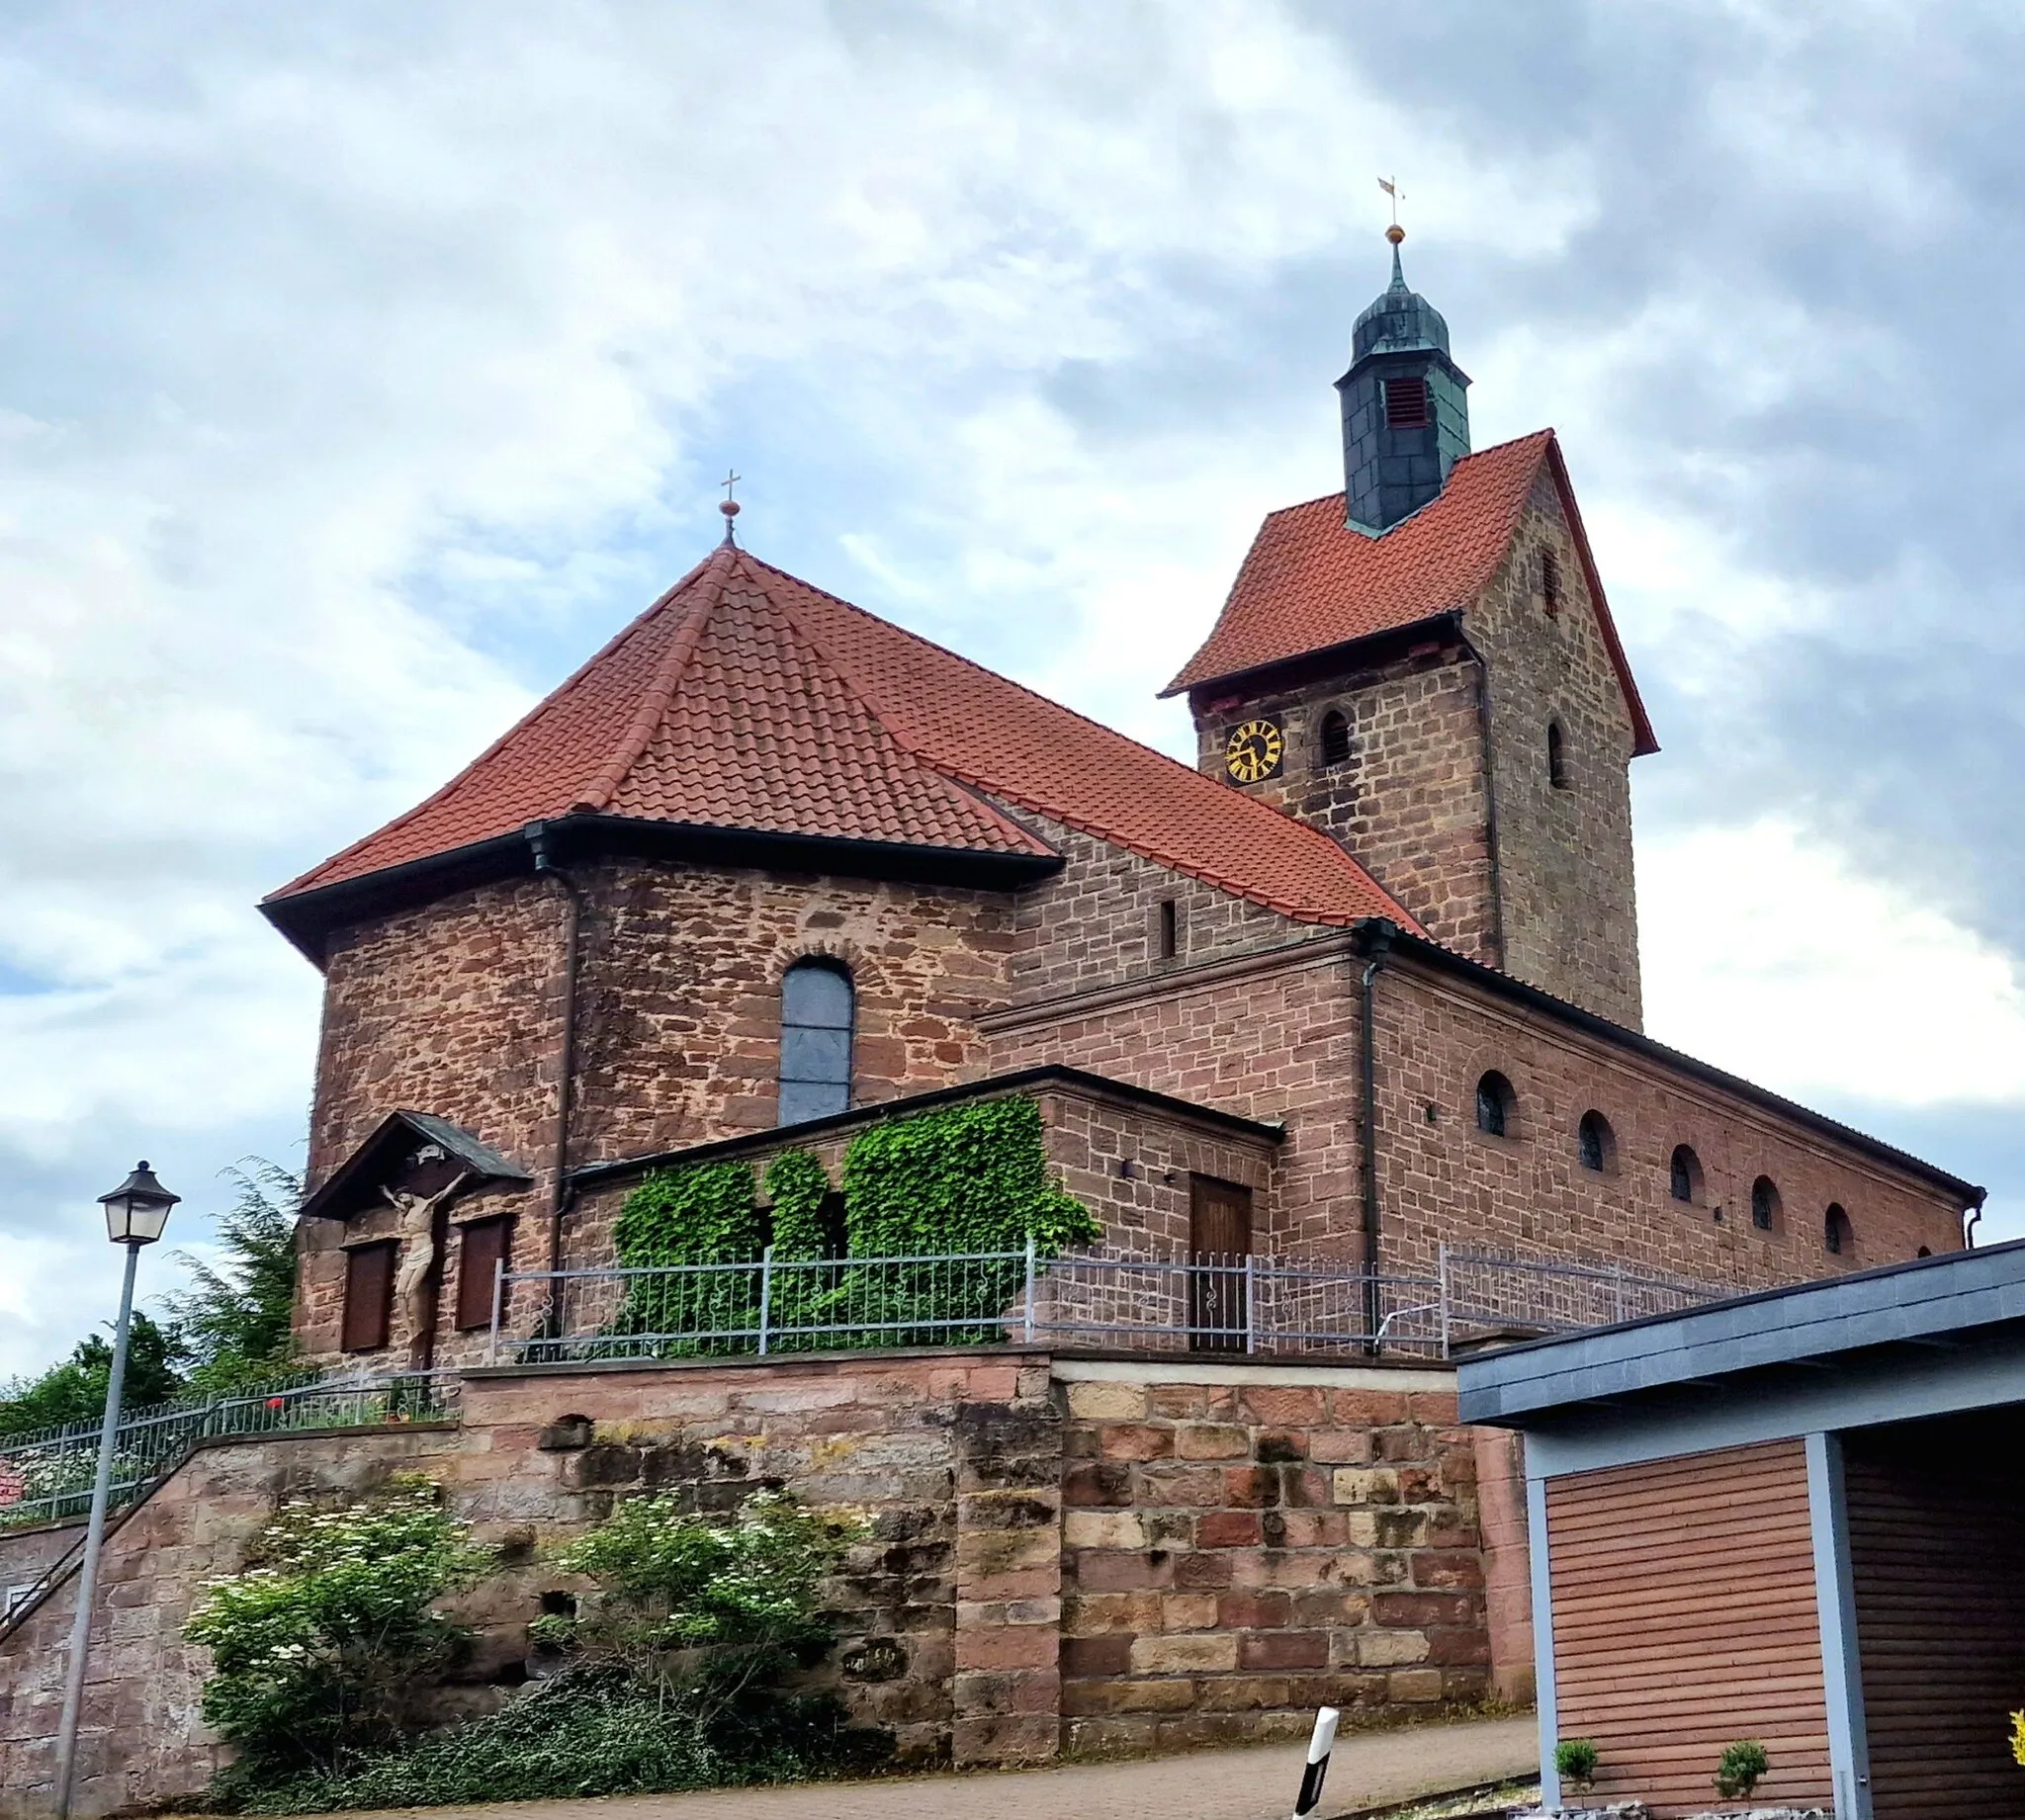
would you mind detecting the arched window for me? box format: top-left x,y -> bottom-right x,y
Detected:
1750,1175 -> 1781,1232
1577,1110 -> 1615,1173
1824,1203 -> 1853,1257
1670,1144 -> 1704,1205
1540,545 -> 1562,614
778,959 -> 853,1125
1917,1246 -> 1932,1258
1319,709 -> 1353,767
1547,721 -> 1570,790
1475,1071 -> 1517,1139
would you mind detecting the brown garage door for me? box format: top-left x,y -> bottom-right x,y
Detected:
1546,1440 -> 1832,1816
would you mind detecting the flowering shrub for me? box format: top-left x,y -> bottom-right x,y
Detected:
2012,1707 -> 2025,1768
540,1488 -> 857,1721
185,1476 -> 492,1784
221,1488 -> 878,1813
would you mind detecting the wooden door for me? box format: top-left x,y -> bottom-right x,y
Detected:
1188,1176 -> 1252,1352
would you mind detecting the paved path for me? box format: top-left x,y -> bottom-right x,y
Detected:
298,1714 -> 1536,1820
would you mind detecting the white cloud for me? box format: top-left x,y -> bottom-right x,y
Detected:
1640,817 -> 2025,1107
0,1 -> 2017,1379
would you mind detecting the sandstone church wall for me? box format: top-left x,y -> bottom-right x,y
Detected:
1368,954 -> 1965,1278
299,861 -> 1019,1360
1468,472 -> 1643,1030
983,938 -> 1365,1258
986,938 -> 1966,1283
1190,650 -> 1500,970
997,812 -> 1329,1002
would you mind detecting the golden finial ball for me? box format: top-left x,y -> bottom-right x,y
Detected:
1385,223 -> 1405,245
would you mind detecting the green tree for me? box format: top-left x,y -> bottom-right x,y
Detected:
0,1311 -> 188,1437
165,1162 -> 301,1393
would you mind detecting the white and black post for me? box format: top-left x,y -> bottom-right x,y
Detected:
1292,1705 -> 1340,1818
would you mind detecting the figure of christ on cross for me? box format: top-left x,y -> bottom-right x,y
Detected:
384,1170 -> 475,1365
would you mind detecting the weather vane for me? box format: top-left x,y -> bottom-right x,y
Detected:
719,469 -> 742,543
1377,175 -> 1406,245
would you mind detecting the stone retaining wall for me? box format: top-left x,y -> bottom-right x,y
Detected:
0,1348 -> 1513,1817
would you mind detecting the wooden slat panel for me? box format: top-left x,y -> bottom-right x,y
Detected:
1547,1440 -> 1830,1817
1845,1412 -> 2025,1820
341,1241 -> 395,1353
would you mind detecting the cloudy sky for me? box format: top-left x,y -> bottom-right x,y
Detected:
3,0 -> 2022,1378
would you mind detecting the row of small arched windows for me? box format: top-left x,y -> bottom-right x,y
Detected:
1475,1071 -> 1856,1256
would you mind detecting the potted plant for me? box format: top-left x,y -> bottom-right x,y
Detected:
1714,1739 -> 1770,1802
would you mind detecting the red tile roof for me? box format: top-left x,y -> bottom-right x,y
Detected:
271,543 -> 1419,933
1164,430 -> 1657,755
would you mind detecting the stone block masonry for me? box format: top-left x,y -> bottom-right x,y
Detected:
1054,1360 -> 1488,1757
0,1349 -> 1513,1816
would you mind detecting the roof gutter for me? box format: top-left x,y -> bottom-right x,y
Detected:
526,821 -> 583,1340
1352,918 -> 1397,1337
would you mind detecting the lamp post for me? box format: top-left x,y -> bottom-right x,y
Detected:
51,1162 -> 179,1820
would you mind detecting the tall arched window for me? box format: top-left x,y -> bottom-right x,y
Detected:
1670,1144 -> 1704,1205
778,959 -> 853,1125
1475,1071 -> 1517,1139
1750,1175 -> 1782,1232
1319,709 -> 1353,766
1577,1110 -> 1615,1173
1547,721 -> 1570,790
1824,1203 -> 1853,1257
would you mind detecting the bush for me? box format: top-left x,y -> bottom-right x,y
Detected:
200,1484 -> 879,1812
541,1488 -> 857,1726
1714,1738 -> 1770,1799
2013,1707 -> 2025,1768
186,1477 -> 493,1781
1554,1738 -> 1599,1786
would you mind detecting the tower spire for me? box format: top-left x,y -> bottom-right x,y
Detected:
1334,224 -> 1471,536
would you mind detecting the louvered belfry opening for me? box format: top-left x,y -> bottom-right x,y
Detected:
1382,376 -> 1431,427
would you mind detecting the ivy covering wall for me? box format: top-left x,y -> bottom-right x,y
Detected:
607,1096 -> 1098,1349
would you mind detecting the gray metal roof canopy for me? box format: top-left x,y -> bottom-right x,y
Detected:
1457,1236 -> 2025,1428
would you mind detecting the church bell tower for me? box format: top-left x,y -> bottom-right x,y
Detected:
1335,226 -> 1471,534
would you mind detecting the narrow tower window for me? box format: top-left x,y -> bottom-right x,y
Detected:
1382,377 -> 1431,427
1670,1145 -> 1704,1205
1157,898 -> 1180,961
1319,709 -> 1353,767
1750,1175 -> 1782,1232
1824,1203 -> 1854,1257
1540,545 -> 1562,615
1547,721 -> 1570,790
1577,1110 -> 1615,1173
1475,1071 -> 1517,1139
778,958 -> 853,1125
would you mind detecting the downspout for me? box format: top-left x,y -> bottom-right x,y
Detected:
1965,1185 -> 1987,1250
1452,617 -> 1509,971
1354,918 -> 1398,1339
526,822 -> 584,1336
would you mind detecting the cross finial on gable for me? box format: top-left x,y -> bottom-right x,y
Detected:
720,469 -> 743,544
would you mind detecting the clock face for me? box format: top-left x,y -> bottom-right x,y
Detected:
1224,717 -> 1285,784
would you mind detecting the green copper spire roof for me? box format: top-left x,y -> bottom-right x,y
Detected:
1352,240 -> 1452,360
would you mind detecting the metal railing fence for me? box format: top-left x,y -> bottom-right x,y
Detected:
1437,1247 -> 1726,1348
503,1244 -> 1447,1365
0,1370 -> 461,1531
492,1242 -> 1727,1366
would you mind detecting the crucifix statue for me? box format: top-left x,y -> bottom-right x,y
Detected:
385,1170 -> 474,1362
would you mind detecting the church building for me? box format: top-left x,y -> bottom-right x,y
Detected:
263,231 -> 1980,1371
